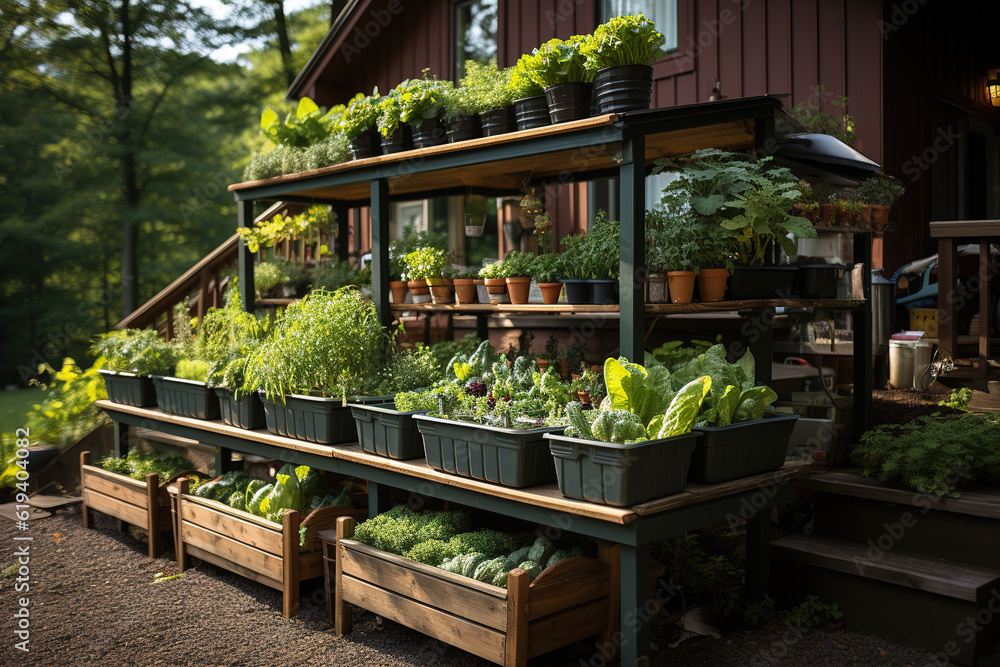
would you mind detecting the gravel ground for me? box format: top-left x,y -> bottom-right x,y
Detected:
0,505 -> 942,667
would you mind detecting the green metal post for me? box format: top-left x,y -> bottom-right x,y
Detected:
332,202 -> 349,261
371,178 -> 391,327
114,422 -> 130,458
744,510 -> 771,602
619,542 -> 651,666
853,232 -> 874,438
237,199 -> 255,313
368,481 -> 392,519
619,135 -> 646,362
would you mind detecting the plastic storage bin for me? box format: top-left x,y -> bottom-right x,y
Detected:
413,414 -> 561,488
99,370 -> 157,407
350,402 -> 427,460
261,394 -> 385,445
689,415 -> 799,484
544,432 -> 699,507
152,376 -> 220,420
214,387 -> 266,430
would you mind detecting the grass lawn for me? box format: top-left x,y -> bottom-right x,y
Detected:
0,388 -> 41,434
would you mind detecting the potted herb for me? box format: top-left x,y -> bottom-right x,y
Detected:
502,250 -> 536,304
655,150 -> 817,299
582,14 -> 666,114
452,269 -> 479,304
558,232 -> 593,304
694,222 -> 735,302
442,85 -> 482,143
645,208 -> 703,305
479,260 -> 510,304
149,304 -> 220,420
253,261 -> 288,298
93,329 -> 179,407
376,90 -> 411,154
792,180 -> 821,224
507,54 -> 550,130
568,366 -> 603,404
545,357 -> 711,506
404,247 -> 451,304
831,193 -> 864,228
339,90 -> 382,159
463,194 -> 490,237
524,36 -> 594,124
397,70 -> 452,149
582,211 -> 621,304
532,252 -> 563,304
559,338 -> 588,378
459,60 -> 516,137
856,175 -> 905,230
241,288 -> 393,445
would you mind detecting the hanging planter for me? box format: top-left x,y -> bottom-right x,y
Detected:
479,106 -> 516,137
411,116 -> 447,148
446,115 -> 481,143
464,214 -> 486,237
696,269 -> 730,302
349,129 -> 382,160
592,65 -> 653,114
545,82 -> 593,124
514,95 -> 552,130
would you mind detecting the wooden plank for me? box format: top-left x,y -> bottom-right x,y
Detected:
81,451 -> 93,529
526,598 -> 610,659
83,488 -> 148,528
335,517 -> 355,635
181,500 -> 282,556
772,534 -> 1000,603
598,541 -> 620,649
340,545 -> 507,630
83,466 -> 149,504
186,544 -> 282,591
341,575 -> 507,665
282,509 -> 298,618
527,559 -> 609,620
145,473 -> 160,557
806,472 -> 1000,520
506,568 -> 529,667
929,220 -> 1000,237
182,493 -> 286,530
298,553 -> 324,581
180,520 -> 284,582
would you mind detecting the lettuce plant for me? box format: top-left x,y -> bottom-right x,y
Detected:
339,90 -> 382,141
582,14 -> 666,71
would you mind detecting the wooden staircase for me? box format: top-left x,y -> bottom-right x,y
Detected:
771,472 -> 1000,665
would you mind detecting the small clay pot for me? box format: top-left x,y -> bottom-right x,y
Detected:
505,276 -> 532,304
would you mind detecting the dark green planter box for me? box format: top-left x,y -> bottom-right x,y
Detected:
689,415 -> 799,484
214,387 -> 266,430
99,370 -> 156,407
350,402 -> 427,460
152,376 -> 220,420
261,393 -> 386,445
545,432 -> 699,507
413,414 -> 561,488
728,266 -> 797,299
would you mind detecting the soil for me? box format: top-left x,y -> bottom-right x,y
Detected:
872,382 -> 953,425
0,506 -> 941,667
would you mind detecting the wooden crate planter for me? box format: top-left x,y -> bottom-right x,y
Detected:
171,479 -> 367,619
80,450 -> 176,557
334,516 -> 620,666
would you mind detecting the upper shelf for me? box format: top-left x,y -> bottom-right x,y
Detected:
389,299 -> 865,316
227,96 -> 785,204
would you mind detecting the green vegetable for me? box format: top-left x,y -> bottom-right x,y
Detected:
405,539 -> 453,565
473,557 -> 508,583
447,530 -> 517,559
491,561 -> 515,588
438,557 -> 462,574
526,536 -> 555,567
546,550 -> 569,568
565,401 -> 597,440
194,470 -> 253,503
656,376 -> 712,439
260,464 -> 305,522
516,560 -> 543,580
227,492 -> 245,511
244,480 -> 267,510
590,410 -> 647,444
507,547 -> 531,566
298,468 -> 331,506
603,357 -> 674,427
308,489 -> 353,510
248,483 -> 273,516
460,553 -> 488,578
353,506 -> 472,555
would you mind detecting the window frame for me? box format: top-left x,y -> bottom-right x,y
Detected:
452,0 -> 500,83
596,0 -> 694,78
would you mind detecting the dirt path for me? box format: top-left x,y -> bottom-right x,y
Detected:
1,507 -> 939,667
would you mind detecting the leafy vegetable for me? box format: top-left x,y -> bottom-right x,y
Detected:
516,560 -> 543,580
260,464 -> 304,521
591,410 -> 647,444
656,376 -> 712,439
248,483 -> 274,516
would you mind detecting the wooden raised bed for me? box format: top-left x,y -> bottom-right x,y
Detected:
80,450 -> 179,557
334,516 -> 620,666
171,478 -> 367,618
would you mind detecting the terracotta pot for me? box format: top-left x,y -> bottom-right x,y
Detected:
453,278 -> 478,304
560,361 -> 571,378
536,358 -> 550,372
483,277 -> 508,304
794,203 -> 820,224
427,278 -> 454,305
696,269 -> 730,302
819,203 -> 836,226
666,271 -> 696,304
646,273 -> 668,303
407,279 -> 429,295
389,280 -> 408,304
506,276 -> 532,304
869,204 -> 891,230
538,282 -> 562,304
577,391 -> 591,405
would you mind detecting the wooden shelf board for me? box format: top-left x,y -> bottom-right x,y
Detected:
391,299 -> 865,316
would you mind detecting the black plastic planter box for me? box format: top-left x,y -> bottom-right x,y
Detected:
689,415 -> 799,484
261,393 -> 387,445
728,266 -> 797,299
152,376 -> 220,420
545,432 -> 699,507
350,402 -> 427,460
99,370 -> 156,407
214,387 -> 266,430
413,414 -> 561,488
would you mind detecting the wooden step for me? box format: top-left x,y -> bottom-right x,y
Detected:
772,534 -> 1000,665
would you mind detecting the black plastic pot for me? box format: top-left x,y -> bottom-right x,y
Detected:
593,65 -> 653,115
479,106 -> 516,137
99,370 -> 157,408
411,117 -> 447,148
797,264 -> 847,299
591,279 -> 619,304
689,415 -> 799,484
413,414 -> 561,488
545,83 -> 593,124
561,279 -> 593,304
260,393 -> 386,445
349,130 -> 382,160
152,376 -> 220,420
447,115 -> 481,143
514,95 -> 552,130
350,402 -> 427,460
214,387 -> 266,430
545,432 -> 699,507
728,266 -> 798,299
380,125 -> 413,154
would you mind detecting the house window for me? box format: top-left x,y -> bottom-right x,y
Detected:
600,0 -> 678,52
454,0 -> 498,81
